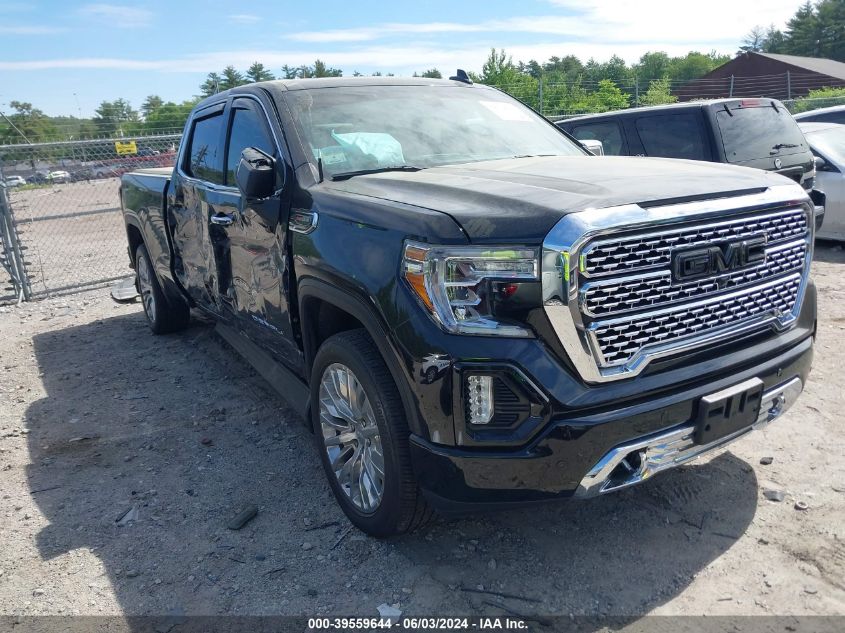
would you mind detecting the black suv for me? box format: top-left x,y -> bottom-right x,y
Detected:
557,99 -> 817,190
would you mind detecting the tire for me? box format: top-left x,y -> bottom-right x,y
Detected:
135,243 -> 189,334
311,329 -> 434,537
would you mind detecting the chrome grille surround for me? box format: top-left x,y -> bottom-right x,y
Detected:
541,184 -> 814,383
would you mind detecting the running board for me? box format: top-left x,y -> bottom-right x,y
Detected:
215,322 -> 311,421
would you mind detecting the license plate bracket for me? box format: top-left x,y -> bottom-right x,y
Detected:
695,378 -> 764,445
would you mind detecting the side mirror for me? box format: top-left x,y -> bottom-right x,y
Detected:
580,139 -> 604,156
236,147 -> 276,199
814,155 -> 827,171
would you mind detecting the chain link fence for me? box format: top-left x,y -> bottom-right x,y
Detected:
490,73 -> 845,119
0,133 -> 180,303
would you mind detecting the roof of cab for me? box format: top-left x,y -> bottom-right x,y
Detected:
192,76 -> 488,111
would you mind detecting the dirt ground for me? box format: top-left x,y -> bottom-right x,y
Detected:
0,244 -> 844,621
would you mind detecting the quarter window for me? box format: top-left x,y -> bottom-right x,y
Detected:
570,121 -> 625,156
187,112 -> 224,184
634,114 -> 708,161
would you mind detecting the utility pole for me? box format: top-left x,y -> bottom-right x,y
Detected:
538,76 -> 543,115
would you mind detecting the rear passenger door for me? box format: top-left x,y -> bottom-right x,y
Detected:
628,111 -> 712,161
168,103 -> 230,313
567,120 -> 628,156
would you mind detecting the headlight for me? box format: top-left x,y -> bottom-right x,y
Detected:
402,241 -> 538,336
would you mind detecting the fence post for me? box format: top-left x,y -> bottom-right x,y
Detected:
787,71 -> 792,100
729,75 -> 734,97
538,76 -> 543,115
0,162 -> 31,302
634,76 -> 639,106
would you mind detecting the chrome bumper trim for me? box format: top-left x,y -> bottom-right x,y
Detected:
575,377 -> 803,498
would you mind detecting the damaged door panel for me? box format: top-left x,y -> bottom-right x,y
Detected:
167,104 -> 226,313
214,97 -> 300,369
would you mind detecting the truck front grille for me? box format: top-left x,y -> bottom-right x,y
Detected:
593,275 -> 802,366
541,186 -> 813,383
582,241 -> 806,318
582,208 -> 807,277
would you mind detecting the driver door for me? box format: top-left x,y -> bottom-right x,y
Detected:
213,97 -> 300,369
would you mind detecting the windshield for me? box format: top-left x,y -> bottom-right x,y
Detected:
715,103 -> 808,164
806,126 -> 845,166
284,85 -> 584,178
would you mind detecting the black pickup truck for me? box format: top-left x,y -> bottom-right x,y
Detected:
121,77 -> 816,536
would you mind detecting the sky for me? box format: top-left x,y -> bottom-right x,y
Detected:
0,0 -> 806,118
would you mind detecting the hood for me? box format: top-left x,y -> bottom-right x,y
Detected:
322,156 -> 795,242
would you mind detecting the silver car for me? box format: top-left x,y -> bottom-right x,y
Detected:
799,122 -> 845,241
4,175 -> 26,188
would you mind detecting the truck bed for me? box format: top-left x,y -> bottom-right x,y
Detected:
120,167 -> 174,289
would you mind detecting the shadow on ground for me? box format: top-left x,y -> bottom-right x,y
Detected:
813,240 -> 845,264
24,309 -> 758,622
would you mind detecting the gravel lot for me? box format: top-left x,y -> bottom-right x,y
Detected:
0,244 -> 844,620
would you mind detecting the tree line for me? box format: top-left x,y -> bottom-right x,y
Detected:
0,49 -> 731,145
741,0 -> 845,60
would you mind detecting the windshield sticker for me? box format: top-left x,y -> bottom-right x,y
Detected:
317,146 -> 347,165
479,101 -> 532,122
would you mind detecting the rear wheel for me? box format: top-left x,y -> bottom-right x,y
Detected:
135,243 -> 189,334
312,330 -> 434,536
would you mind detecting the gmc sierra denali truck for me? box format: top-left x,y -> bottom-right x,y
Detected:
120,76 -> 816,536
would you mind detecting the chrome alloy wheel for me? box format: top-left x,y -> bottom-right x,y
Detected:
319,363 -> 385,513
137,252 -> 156,319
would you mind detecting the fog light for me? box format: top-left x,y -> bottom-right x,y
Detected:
467,375 -> 494,425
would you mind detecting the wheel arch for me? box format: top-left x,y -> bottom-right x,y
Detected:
298,278 -> 424,439
124,216 -> 145,269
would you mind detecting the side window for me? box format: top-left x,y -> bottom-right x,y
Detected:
634,114 -> 707,161
187,112 -> 224,184
225,103 -> 276,185
570,121 -> 625,156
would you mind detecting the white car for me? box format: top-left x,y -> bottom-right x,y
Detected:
799,122 -> 845,241
4,175 -> 26,187
47,170 -> 71,184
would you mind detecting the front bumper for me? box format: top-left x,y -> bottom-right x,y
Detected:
409,334 -> 813,510
574,376 -> 802,498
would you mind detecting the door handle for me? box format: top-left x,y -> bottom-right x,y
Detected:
210,213 -> 234,226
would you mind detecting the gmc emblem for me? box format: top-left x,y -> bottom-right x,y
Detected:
672,236 -> 767,282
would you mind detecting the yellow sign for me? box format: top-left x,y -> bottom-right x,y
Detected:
114,141 -> 138,156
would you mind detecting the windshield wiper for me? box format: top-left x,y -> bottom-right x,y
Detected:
330,166 -> 424,181
771,143 -> 800,151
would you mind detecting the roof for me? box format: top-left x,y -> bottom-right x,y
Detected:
797,121 -> 845,134
794,104 -> 845,119
557,97 -> 785,124
261,76 -> 482,90
751,53 -> 845,81
192,76 -> 488,111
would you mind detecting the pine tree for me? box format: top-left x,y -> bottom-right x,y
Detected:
200,72 -> 222,96
220,66 -> 246,90
246,62 -> 275,83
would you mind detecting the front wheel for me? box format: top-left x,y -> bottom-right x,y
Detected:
311,330 -> 433,536
135,243 -> 189,334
